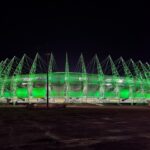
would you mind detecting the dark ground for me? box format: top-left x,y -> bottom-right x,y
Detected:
0,106 -> 150,150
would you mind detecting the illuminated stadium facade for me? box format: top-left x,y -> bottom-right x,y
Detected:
0,53 -> 150,104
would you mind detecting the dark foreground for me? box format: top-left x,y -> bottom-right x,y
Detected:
0,106 -> 150,150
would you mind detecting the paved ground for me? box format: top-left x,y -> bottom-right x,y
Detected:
0,106 -> 150,149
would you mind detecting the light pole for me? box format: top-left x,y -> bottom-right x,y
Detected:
45,53 -> 50,109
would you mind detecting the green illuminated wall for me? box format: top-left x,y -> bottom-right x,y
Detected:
0,72 -> 150,101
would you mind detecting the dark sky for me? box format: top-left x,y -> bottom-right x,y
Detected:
0,1 -> 149,69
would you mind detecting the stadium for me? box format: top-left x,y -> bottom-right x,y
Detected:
0,53 -> 149,105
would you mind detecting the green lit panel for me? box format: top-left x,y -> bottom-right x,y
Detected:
145,93 -> 150,99
104,91 -> 116,98
16,88 -> 29,98
4,91 -> 12,98
32,88 -> 46,98
119,89 -> 130,99
68,91 -> 84,98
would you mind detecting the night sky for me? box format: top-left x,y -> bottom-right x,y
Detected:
0,1 -> 149,70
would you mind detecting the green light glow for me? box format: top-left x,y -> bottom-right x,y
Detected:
104,91 -> 116,98
119,89 -> 130,99
4,91 -> 12,98
0,72 -> 150,99
0,72 -> 149,102
16,88 -> 28,98
32,88 -> 46,98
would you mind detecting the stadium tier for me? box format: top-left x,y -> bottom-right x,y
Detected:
0,53 -> 149,104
